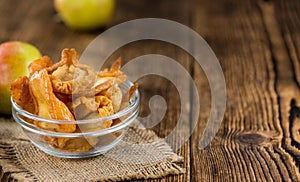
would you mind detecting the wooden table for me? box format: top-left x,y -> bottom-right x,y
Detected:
1,0 -> 300,181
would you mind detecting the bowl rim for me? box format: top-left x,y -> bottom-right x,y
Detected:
13,108 -> 139,137
11,80 -> 140,125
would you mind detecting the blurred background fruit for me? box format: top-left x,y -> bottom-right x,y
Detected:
0,41 -> 41,115
54,0 -> 115,30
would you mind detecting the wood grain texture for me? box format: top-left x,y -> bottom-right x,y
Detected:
191,0 -> 300,181
1,0 -> 300,181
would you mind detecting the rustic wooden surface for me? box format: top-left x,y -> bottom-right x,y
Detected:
1,0 -> 300,181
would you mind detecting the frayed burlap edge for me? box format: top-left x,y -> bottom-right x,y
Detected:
0,119 -> 185,182
0,140 -> 37,181
0,138 -> 185,182
0,140 -> 185,182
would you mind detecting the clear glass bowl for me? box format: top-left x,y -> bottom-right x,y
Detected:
11,80 -> 139,158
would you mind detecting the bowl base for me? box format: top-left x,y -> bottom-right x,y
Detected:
30,132 -> 124,158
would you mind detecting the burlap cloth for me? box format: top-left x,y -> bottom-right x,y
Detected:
0,118 -> 185,181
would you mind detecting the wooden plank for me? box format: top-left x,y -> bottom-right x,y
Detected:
191,0 -> 300,181
259,0 -> 300,178
276,0 -> 300,88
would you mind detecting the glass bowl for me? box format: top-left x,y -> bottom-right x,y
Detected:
11,80 -> 139,158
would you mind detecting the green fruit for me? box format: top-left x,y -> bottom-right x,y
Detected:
54,0 -> 115,30
0,41 -> 41,115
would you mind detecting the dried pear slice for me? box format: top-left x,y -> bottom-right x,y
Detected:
10,76 -> 35,114
46,48 -> 79,73
10,76 -> 36,124
29,69 -> 76,133
101,84 -> 122,112
28,56 -> 53,76
97,57 -> 127,84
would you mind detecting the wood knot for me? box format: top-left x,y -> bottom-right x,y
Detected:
237,133 -> 266,145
